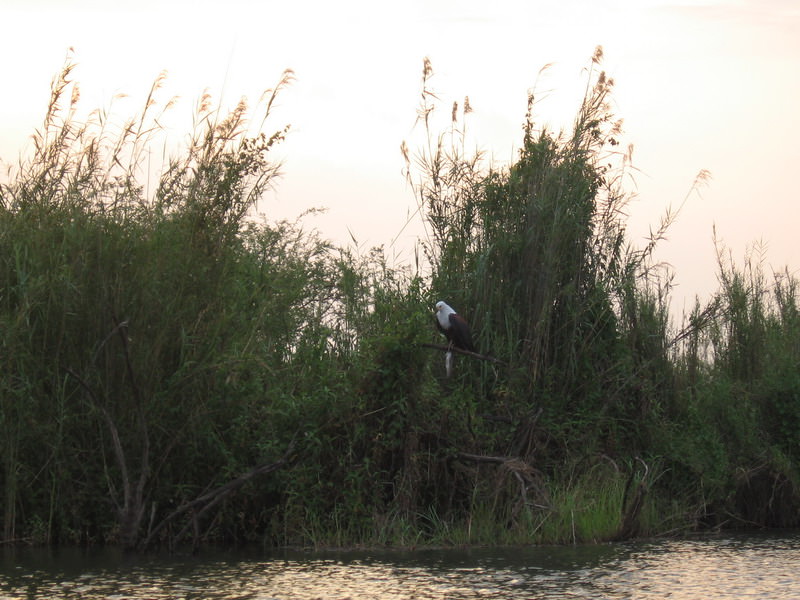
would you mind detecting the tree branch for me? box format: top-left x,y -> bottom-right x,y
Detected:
421,343 -> 507,365
66,368 -> 130,515
455,451 -> 511,464
141,439 -> 296,549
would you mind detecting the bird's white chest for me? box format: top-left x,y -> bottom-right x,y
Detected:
437,310 -> 453,329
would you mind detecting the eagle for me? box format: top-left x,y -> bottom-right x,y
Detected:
435,301 -> 475,352
435,301 -> 476,376
435,301 -> 475,375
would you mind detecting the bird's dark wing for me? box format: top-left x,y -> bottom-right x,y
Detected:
449,313 -> 475,352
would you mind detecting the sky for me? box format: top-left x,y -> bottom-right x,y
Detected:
2,0 -> 799,319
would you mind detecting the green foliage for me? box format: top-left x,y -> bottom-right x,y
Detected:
0,58 -> 333,547
2,49 -> 800,549
403,48 -> 800,540
405,48 -> 663,475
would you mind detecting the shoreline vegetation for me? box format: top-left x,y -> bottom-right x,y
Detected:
2,48 -> 799,551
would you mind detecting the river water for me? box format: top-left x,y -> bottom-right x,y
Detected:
2,531 -> 799,599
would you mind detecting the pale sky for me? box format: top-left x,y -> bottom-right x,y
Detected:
2,0 -> 799,318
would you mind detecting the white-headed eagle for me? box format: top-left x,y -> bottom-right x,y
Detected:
435,301 -> 476,378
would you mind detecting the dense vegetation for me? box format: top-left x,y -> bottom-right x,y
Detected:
2,50 -> 799,550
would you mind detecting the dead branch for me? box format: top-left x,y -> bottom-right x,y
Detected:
113,317 -> 150,548
69,318 -> 152,549
141,439 -> 296,550
455,452 -> 510,464
615,456 -> 650,540
455,452 -> 551,514
66,368 -> 131,513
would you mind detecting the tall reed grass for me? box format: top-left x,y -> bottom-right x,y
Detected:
402,46 -> 800,541
2,49 -> 799,549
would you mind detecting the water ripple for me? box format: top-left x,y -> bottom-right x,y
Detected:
1,532 -> 799,599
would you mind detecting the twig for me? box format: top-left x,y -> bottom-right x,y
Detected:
66,367 -> 129,514
141,438 -> 296,549
455,451 -> 510,464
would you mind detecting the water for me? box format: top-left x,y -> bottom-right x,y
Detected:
2,531 -> 799,599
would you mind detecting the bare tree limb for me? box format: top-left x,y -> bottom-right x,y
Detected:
455,452 -> 510,464
112,317 -> 150,548
141,438 -> 296,550
67,318 -> 151,549
66,367 -> 130,513
615,456 -> 650,540
454,451 -> 551,515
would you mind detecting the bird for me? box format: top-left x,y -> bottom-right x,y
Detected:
435,301 -> 476,353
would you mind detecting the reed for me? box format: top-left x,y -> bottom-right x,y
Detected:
0,56 -> 340,547
3,49 -> 800,548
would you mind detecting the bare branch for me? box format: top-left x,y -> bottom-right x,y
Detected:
141,439 -> 296,549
